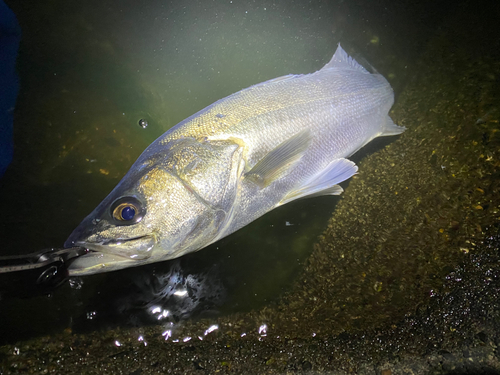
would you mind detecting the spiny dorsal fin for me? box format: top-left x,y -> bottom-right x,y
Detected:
245,129 -> 312,188
321,44 -> 370,74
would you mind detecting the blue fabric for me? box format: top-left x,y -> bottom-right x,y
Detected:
0,1 -> 21,177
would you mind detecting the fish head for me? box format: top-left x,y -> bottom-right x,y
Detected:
65,137 -> 243,275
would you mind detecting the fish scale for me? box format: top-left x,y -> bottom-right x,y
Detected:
65,45 -> 405,275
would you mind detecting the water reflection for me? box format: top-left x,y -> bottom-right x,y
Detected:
74,260 -> 226,332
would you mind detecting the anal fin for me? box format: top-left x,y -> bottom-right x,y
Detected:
279,158 -> 358,206
381,116 -> 406,136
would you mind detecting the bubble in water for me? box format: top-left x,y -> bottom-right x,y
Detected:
69,277 -> 83,290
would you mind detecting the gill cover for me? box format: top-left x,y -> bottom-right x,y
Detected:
65,137 -> 244,273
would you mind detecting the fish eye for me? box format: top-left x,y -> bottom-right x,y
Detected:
114,203 -> 136,221
110,197 -> 144,225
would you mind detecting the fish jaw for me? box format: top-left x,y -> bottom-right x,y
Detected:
65,234 -> 159,275
67,252 -> 146,276
64,214 -> 160,275
69,233 -> 157,259
64,209 -> 158,256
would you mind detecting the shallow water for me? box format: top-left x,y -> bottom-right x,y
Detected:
1,0 -> 499,373
0,0 -> 387,341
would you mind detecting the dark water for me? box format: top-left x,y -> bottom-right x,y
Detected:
0,0 -> 454,337
1,0 -> 498,371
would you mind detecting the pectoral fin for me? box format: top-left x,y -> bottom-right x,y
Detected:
245,130 -> 312,187
279,158 -> 358,205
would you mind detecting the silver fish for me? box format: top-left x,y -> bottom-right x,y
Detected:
65,45 -> 405,275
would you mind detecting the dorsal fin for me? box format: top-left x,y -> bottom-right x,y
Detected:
321,44 -> 370,74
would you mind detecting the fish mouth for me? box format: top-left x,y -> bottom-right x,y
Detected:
65,234 -> 158,276
74,234 -> 157,259
67,251 -> 145,276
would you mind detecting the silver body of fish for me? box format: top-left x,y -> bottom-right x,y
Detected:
65,45 -> 405,275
